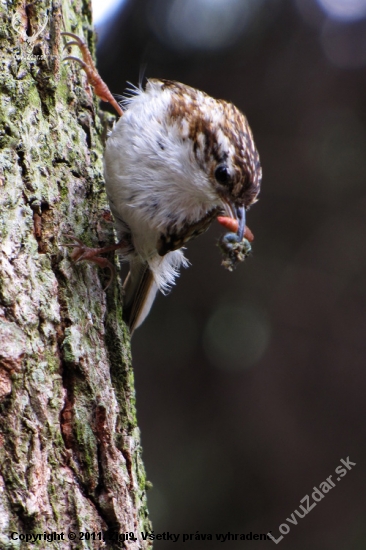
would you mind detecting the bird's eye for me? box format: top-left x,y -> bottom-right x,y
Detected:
214,165 -> 232,186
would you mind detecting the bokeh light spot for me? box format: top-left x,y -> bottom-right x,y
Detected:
148,0 -> 264,52
92,0 -> 126,25
317,0 -> 366,22
203,303 -> 270,371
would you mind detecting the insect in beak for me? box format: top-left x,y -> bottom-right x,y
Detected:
217,202 -> 248,241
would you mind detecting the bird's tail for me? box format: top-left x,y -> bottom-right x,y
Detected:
122,260 -> 158,334
123,249 -> 188,334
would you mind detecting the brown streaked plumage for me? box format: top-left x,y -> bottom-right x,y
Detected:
161,79 -> 261,209
61,38 -> 262,333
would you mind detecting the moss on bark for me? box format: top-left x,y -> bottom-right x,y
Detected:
0,1 -> 151,548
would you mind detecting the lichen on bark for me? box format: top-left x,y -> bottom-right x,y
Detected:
0,1 -> 151,548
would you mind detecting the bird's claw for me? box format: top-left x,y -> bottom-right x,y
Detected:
61,233 -> 118,290
61,32 -> 123,116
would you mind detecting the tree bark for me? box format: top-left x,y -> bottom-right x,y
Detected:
0,2 -> 151,548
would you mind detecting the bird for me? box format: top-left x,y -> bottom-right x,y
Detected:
61,33 -> 262,333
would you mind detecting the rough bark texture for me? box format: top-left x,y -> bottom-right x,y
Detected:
0,1 -> 151,548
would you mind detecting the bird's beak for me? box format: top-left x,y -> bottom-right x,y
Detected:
236,205 -> 246,241
219,200 -> 246,240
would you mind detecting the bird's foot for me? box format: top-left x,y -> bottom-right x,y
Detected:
62,234 -> 125,289
61,32 -> 123,116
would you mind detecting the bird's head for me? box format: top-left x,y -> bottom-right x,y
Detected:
159,79 -> 262,239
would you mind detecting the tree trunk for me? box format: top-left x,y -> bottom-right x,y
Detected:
0,2 -> 151,548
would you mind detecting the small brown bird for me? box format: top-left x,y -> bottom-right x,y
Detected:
62,33 -> 262,333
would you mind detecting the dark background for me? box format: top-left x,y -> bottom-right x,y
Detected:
95,0 -> 366,548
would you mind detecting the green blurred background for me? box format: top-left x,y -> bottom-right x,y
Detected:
94,0 -> 366,548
